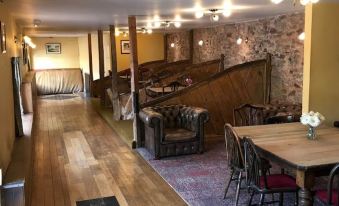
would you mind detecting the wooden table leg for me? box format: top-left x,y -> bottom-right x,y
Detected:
296,170 -> 314,206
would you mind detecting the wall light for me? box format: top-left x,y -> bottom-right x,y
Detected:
23,35 -> 36,49
147,29 -> 153,34
298,32 -> 305,41
236,37 -> 243,45
198,40 -> 204,46
174,22 -> 182,28
211,14 -> 219,22
170,43 -> 175,48
115,29 -> 120,36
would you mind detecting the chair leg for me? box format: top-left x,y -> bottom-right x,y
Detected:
294,191 -> 298,206
259,194 -> 265,206
224,170 -> 235,199
234,172 -> 242,206
248,190 -> 255,206
279,193 -> 284,206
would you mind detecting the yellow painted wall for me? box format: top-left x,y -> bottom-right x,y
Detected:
31,37 -> 80,70
0,3 -> 20,173
303,3 -> 339,125
82,32 -> 165,80
115,33 -> 164,71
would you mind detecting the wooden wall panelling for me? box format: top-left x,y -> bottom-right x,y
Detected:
143,56 -> 271,137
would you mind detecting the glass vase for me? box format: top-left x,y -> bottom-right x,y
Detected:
307,126 -> 317,140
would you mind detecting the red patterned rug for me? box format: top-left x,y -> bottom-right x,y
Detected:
137,142 -> 326,206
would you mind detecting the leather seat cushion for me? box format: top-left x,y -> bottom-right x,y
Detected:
164,128 -> 196,142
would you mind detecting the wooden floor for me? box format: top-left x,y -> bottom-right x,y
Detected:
29,95 -> 186,206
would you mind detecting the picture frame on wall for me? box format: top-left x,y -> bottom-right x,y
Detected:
45,43 -> 61,54
120,40 -> 130,54
0,21 -> 7,54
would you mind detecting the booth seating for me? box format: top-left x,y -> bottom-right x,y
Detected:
139,105 -> 209,159
233,103 -> 302,126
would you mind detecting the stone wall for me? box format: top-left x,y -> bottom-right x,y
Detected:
166,12 -> 304,104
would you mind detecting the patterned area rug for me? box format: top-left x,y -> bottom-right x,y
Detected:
76,196 -> 120,206
137,142 -> 326,206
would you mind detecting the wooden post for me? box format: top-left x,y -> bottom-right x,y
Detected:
189,29 -> 194,62
109,25 -> 121,120
164,33 -> 168,62
98,30 -> 105,106
128,16 -> 140,148
88,33 -> 94,96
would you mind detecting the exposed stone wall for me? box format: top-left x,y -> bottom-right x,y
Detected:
167,12 -> 304,104
167,32 -> 191,62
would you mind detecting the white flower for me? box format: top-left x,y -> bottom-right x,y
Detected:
309,115 -> 321,127
300,114 -> 311,125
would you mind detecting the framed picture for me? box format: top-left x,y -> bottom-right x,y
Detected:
0,21 -> 6,54
45,43 -> 61,54
120,40 -> 130,54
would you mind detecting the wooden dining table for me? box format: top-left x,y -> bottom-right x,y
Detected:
234,122 -> 339,206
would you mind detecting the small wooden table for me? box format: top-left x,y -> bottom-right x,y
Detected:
234,123 -> 339,206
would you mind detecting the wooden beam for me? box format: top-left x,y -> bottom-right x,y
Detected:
88,33 -> 94,96
128,16 -> 140,148
164,33 -> 168,62
189,29 -> 194,62
109,25 -> 121,120
98,30 -> 105,106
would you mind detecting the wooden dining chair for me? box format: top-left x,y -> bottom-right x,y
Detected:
233,104 -> 264,126
314,164 -> 339,206
224,124 -> 245,206
243,137 -> 299,206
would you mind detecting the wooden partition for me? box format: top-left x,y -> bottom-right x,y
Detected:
158,56 -> 223,86
142,54 -> 272,136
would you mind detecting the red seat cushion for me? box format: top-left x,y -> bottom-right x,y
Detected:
260,174 -> 297,189
315,189 -> 338,205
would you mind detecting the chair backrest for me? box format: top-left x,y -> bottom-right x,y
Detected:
233,104 -> 264,126
151,105 -> 185,128
224,124 -> 244,170
327,164 -> 339,205
243,137 -> 265,188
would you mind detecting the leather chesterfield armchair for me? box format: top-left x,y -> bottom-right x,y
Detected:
139,105 -> 209,159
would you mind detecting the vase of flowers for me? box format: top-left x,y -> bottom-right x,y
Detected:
300,111 -> 325,140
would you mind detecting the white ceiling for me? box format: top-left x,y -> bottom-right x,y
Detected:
3,0 -> 311,36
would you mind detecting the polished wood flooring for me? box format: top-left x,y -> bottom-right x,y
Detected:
30,95 -> 186,206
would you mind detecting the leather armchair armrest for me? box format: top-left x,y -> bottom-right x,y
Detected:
139,107 -> 163,128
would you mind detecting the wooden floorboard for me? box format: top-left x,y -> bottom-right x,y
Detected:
29,95 -> 186,206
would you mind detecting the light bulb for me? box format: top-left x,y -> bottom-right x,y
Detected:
30,43 -> 36,49
195,11 -> 204,19
300,0 -> 310,5
23,36 -> 31,43
170,43 -> 175,48
236,37 -> 242,45
147,22 -> 153,28
147,29 -> 153,34
115,30 -> 120,36
198,40 -> 204,46
174,22 -> 181,28
211,14 -> 219,22
298,32 -> 305,41
223,9 -> 232,17
271,0 -> 284,4
154,22 -> 161,28
142,29 -> 146,34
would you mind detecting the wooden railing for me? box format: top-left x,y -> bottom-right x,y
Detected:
142,54 -> 272,137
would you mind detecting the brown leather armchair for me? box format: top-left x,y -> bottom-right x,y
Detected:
139,105 -> 209,159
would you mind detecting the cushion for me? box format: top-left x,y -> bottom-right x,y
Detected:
315,189 -> 338,205
260,174 -> 297,189
164,128 -> 196,142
